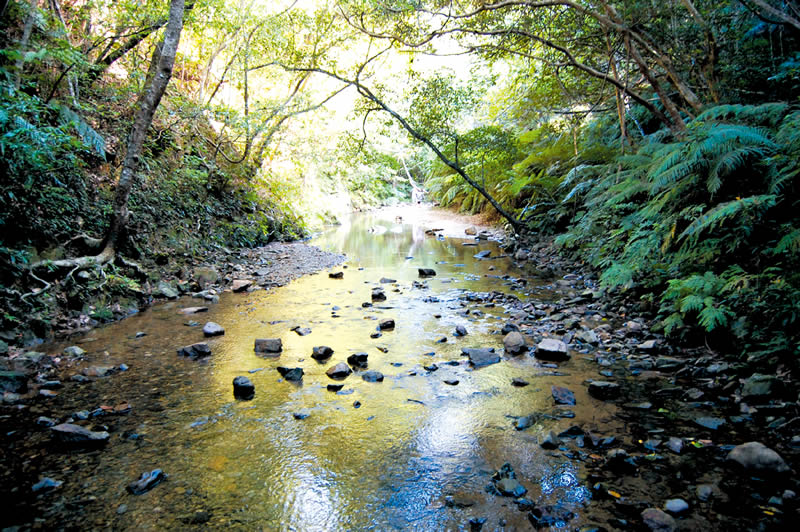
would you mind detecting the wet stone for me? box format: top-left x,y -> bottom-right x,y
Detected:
741,373 -> 780,400
501,323 -> 520,335
418,268 -> 436,277
694,416 -> 725,430
540,431 -> 561,450
655,357 -> 683,371
528,504 -> 575,529
454,325 -> 468,337
127,469 -> 167,495
293,326 -> 312,336
588,380 -> 621,400
63,346 -> 86,357
293,410 -> 310,420
552,385 -> 576,405
462,348 -> 500,367
51,423 -> 110,446
666,437 -> 683,454
361,370 -> 384,382
177,343 -> 211,360
32,477 -> 62,493
326,384 -> 344,392
503,331 -> 527,355
254,338 -> 282,354
232,376 -> 255,400
696,484 -> 715,501
444,379 -> 459,385
326,362 -> 352,380
0,371 -> 28,393
202,322 -> 225,337
511,378 -> 529,387
328,271 -> 344,279
371,288 -> 386,301
535,339 -> 570,361
379,277 -> 396,284
276,367 -> 304,382
726,441 -> 790,476
378,318 -> 395,330
347,353 -> 368,369
664,499 -> 689,515
311,346 -> 334,361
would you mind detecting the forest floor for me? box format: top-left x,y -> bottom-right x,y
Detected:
1,204 -> 798,531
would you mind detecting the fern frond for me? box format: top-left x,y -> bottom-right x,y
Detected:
55,105 -> 106,158
678,194 -> 777,245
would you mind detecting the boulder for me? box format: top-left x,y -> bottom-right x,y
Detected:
326,362 -> 352,380
51,423 -> 110,446
231,279 -> 253,292
726,441 -> 790,476
202,322 -> 225,337
503,331 -> 527,355
232,376 -> 255,399
588,380 -> 621,400
156,281 -> 179,299
535,339 -> 570,361
311,346 -> 334,361
347,353 -> 368,369
361,370 -> 384,382
277,367 -> 304,382
462,347 -> 501,367
418,268 -> 436,277
371,288 -> 386,301
378,318 -> 395,330
177,343 -> 211,360
193,267 -> 219,287
254,338 -> 282,355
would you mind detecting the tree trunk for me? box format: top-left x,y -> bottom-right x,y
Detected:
102,0 -> 186,257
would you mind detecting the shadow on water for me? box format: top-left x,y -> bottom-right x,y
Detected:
12,208 -> 621,530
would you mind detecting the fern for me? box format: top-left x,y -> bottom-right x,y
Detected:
677,194 -> 777,246
55,104 -> 106,158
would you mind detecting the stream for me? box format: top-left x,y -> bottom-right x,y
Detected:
5,207 -> 625,530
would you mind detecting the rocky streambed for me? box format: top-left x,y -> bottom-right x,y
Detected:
1,205 -> 798,531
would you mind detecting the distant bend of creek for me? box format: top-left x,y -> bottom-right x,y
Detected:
6,206 -> 622,530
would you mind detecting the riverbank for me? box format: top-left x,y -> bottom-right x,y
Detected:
1,204 -> 798,531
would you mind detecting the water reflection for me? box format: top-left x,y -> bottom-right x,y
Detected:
33,207 -> 620,530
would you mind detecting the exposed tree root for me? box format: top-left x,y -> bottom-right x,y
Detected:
30,245 -> 115,276
21,271 -> 52,302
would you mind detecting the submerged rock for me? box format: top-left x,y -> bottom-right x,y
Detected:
276,367 -> 304,382
254,338 -> 282,355
202,322 -> 225,337
462,347 -> 500,367
177,343 -> 211,360
326,362 -> 352,380
487,463 -> 527,498
552,385 -> 576,405
362,370 -> 384,382
51,423 -> 110,446
588,381 -> 621,400
232,376 -> 255,399
726,441 -> 790,476
127,469 -> 167,495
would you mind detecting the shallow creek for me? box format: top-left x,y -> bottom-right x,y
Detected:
18,209 -> 623,530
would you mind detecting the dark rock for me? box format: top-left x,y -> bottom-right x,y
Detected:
696,484 -> 715,501
378,318 -> 395,330
277,367 -> 304,382
540,431 -> 561,449
501,323 -> 520,335
528,504 -> 575,529
444,379 -> 459,385
311,346 -> 334,361
454,325 -> 468,337
655,357 -> 683,371
327,384 -> 344,392
127,469 -> 167,495
370,332 -> 382,339
177,342 -> 211,360
293,327 -> 312,336
496,477 -> 527,497
347,353 -> 368,369
474,250 -> 492,259
468,517 -> 487,532
202,322 -> 225,337
552,385 -> 576,405
726,441 -> 790,476
233,376 -> 255,399
293,410 -> 310,420
741,373 -> 781,400
462,347 -> 500,367
640,508 -> 676,532
694,416 -> 725,430
328,271 -> 344,279
588,381 -> 621,400
418,268 -> 436,277
254,338 -> 282,355
371,288 -> 386,301
51,423 -> 110,446
503,331 -> 527,355
535,339 -> 570,361
436,336 -> 447,343
362,370 -> 384,382
0,371 -> 28,393
326,362 -> 352,379
511,378 -> 529,387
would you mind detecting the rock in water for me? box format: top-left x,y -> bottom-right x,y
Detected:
231,279 -> 253,292
540,431 -> 561,449
418,268 -> 436,277
487,463 -> 527,498
465,226 -> 477,236
328,271 -> 344,279
157,281 -> 178,299
32,477 -> 62,493
177,342 -> 211,360
503,331 -> 527,355
378,318 -> 395,330
0,371 -> 28,393
361,370 -> 384,382
311,346 -> 334,361
454,325 -> 468,337
535,339 -> 570,361
641,508 -> 676,532
232,376 -> 255,400
511,377 -> 529,387
371,288 -> 386,301
254,338 -> 282,355
726,441 -> 790,476
276,367 -> 304,382
462,348 -> 501,367
474,250 -> 491,259
588,381 -> 621,400
326,362 -> 352,380
178,306 -> 209,315
347,353 -> 368,369
202,322 -> 225,337
127,469 -> 167,495
552,385 -> 576,405
379,277 -> 396,284
51,423 -> 110,446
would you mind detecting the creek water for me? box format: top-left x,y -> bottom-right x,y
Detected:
22,208 -> 622,530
